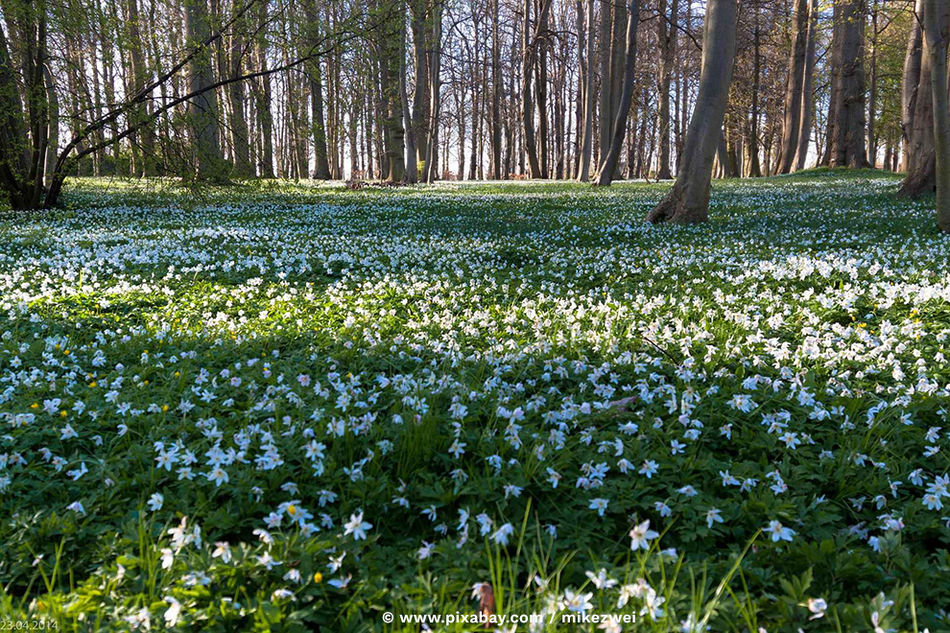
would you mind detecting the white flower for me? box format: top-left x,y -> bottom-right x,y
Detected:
806,597 -> 827,619
764,520 -> 795,543
164,597 -> 182,627
343,510 -> 372,540
147,493 -> 164,511
629,520 -> 659,551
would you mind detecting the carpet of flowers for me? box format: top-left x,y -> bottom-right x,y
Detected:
0,170 -> 948,631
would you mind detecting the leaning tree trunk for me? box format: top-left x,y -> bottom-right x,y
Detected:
779,0 -> 809,174
646,0 -> 737,224
595,0 -> 640,186
923,0 -> 950,231
900,0 -> 938,197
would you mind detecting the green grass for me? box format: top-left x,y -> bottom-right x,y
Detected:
0,169 -> 946,632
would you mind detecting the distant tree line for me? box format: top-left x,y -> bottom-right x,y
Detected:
1,0 -> 948,228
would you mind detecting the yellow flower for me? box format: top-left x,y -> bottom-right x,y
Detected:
31,402 -> 39,409
60,410 -> 67,418
313,572 -> 323,583
89,381 -> 97,388
174,371 -> 181,377
143,380 -> 149,386
63,350 -> 70,355
161,404 -> 169,413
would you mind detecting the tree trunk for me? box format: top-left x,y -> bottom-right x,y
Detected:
901,0 -> 924,173
185,0 -> 225,180
521,0 -> 550,178
792,0 -> 817,171
380,0 -> 406,182
747,11 -> 762,178
657,0 -> 678,180
595,0 -> 640,186
576,0 -> 595,181
830,0 -> 868,168
424,2 -> 442,182
490,0 -> 502,178
647,0 -> 737,224
923,0 -> 950,231
901,0 -> 942,197
779,0 -> 808,173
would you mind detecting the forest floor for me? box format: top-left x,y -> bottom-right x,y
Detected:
0,169 -> 948,631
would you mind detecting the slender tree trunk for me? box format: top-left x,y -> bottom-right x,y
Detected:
490,0 -> 502,178
595,0 -> 640,186
576,0 -> 595,181
647,0 -> 738,224
747,11 -> 762,178
779,0 -> 808,173
792,0 -> 817,171
424,2 -> 442,182
657,0 -> 678,179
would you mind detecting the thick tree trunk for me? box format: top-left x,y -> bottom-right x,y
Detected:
595,0 -> 640,186
227,0 -> 252,178
923,0 -> 950,231
647,0 -> 737,224
380,0 -> 406,182
779,0 -> 809,174
901,0 -> 924,173
830,0 -> 869,168
185,0 -> 225,180
901,0 -> 944,197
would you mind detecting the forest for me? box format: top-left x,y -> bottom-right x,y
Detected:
1,0 -> 950,631
1,0 -> 948,220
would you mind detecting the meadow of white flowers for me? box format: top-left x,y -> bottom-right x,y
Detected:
0,172 -> 947,631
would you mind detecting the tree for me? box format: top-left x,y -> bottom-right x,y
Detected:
575,0 -> 595,181
792,0 -> 818,171
921,0 -> 950,231
595,0 -> 639,186
184,0 -> 226,180
778,0 -> 810,174
656,0 -> 678,180
828,0 -> 869,168
646,0 -> 738,223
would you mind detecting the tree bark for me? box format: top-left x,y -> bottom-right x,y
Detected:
901,0 -> 924,173
656,0 -> 678,180
922,0 -> 950,230
595,0 -> 640,186
792,0 -> 817,171
646,0 -> 737,224
829,0 -> 869,168
576,0 -> 595,181
779,0 -> 809,174
185,0 -> 225,180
